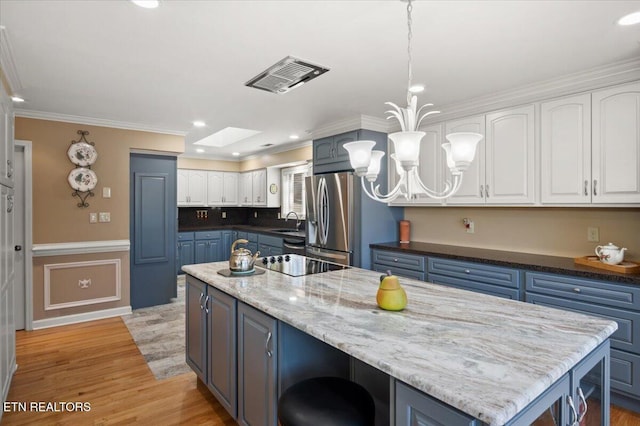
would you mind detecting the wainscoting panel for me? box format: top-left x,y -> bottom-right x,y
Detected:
44,259 -> 121,310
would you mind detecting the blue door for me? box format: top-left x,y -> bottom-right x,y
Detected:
130,154 -> 177,309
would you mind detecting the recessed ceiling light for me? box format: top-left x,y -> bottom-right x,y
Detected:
196,148 -> 205,153
131,0 -> 159,9
289,134 -> 299,140
232,152 -> 240,157
409,84 -> 425,94
618,11 -> 640,26
10,96 -> 24,103
193,121 -> 206,127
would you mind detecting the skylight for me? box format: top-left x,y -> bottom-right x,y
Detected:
193,127 -> 262,147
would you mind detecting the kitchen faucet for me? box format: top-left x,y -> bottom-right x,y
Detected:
285,211 -> 301,231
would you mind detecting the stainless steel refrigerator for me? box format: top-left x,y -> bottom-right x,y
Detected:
305,172 -> 402,267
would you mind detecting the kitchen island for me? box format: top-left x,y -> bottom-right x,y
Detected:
183,261 -> 617,425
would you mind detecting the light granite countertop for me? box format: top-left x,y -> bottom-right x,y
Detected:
182,261 -> 617,426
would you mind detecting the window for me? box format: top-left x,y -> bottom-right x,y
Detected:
281,163 -> 311,219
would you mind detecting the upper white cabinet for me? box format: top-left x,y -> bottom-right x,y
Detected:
592,82 -> 640,204
178,169 -> 207,206
239,172 -> 253,206
207,171 -> 238,206
485,105 -> 535,204
0,83 -> 14,188
252,169 -> 267,206
238,169 -> 280,208
541,93 -> 592,204
444,115 -> 486,204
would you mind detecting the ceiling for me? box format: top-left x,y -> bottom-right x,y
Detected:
1,0 -> 639,160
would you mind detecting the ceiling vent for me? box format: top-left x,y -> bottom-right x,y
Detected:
245,56 -> 329,94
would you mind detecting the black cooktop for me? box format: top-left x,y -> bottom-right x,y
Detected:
256,254 -> 350,277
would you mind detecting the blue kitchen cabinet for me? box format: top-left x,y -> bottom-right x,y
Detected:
195,230 -> 222,263
371,249 -> 426,281
428,257 -> 521,300
258,234 -> 283,257
177,232 -> 195,275
526,272 -> 640,409
221,230 -> 235,261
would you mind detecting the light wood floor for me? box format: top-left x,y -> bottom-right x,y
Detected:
3,318 -> 640,425
2,317 -> 235,425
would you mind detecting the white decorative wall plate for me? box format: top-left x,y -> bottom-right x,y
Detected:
68,168 -> 98,192
67,142 -> 98,166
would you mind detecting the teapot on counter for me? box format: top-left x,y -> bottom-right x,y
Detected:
595,243 -> 627,265
229,239 -> 260,273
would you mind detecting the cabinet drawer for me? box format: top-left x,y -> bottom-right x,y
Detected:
178,232 -> 194,241
372,263 -> 425,281
395,381 -> 478,426
258,234 -> 282,248
195,230 -> 221,240
236,231 -> 248,240
611,348 -> 640,397
429,273 -> 520,300
526,293 -> 640,353
371,250 -> 425,272
428,258 -> 519,289
526,272 -> 640,311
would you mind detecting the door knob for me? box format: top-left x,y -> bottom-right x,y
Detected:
15,245 -> 22,251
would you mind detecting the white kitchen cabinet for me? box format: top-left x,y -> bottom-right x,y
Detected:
445,106 -> 534,205
0,83 -> 14,188
177,169 -> 207,206
252,169 -> 267,206
592,81 -> 640,203
540,93 -> 592,204
239,172 -> 253,206
444,115 -> 486,204
389,123 -> 447,205
207,171 -> 239,206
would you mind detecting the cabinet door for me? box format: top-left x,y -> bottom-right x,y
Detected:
177,240 -> 194,274
485,105 -> 535,204
185,276 -> 207,381
223,172 -> 239,205
206,171 -> 224,206
207,238 -> 222,263
239,172 -> 253,206
238,302 -> 278,426
541,94 -> 591,204
0,82 -> 14,188
445,115 -> 486,204
194,240 -> 207,264
571,342 -> 610,426
177,169 -> 190,205
395,381 -> 478,426
592,82 -> 640,203
312,137 -> 335,167
207,286 -> 238,418
252,169 -> 267,206
187,170 -> 207,205
221,231 -> 233,261
333,131 -> 359,164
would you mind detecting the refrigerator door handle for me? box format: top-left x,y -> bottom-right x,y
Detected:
317,176 -> 330,245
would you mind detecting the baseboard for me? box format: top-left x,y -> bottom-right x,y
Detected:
32,306 -> 132,330
611,392 -> 640,414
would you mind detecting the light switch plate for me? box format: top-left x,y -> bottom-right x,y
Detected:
89,213 -> 98,223
222,211 -> 227,219
99,212 -> 111,223
102,187 -> 111,198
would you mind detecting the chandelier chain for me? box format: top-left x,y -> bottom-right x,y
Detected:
406,0 -> 413,104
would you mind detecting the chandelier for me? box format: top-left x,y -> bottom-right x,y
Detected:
343,0 -> 482,202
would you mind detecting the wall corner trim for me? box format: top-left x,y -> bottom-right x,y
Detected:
32,306 -> 133,330
32,240 -> 130,257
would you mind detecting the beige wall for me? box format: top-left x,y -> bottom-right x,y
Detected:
15,117 -> 184,243
240,145 -> 312,171
177,157 -> 240,172
15,117 -> 183,320
405,207 -> 640,261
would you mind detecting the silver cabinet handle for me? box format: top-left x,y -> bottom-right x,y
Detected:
593,179 -> 597,196
584,180 -> 589,196
265,331 -> 273,358
573,287 -> 581,293
577,387 -> 588,422
464,269 -> 471,274
199,292 -> 204,310
7,160 -> 13,178
7,195 -> 13,213
204,295 -> 210,314
567,395 -> 578,426
393,258 -> 398,262
485,184 -> 489,198
480,185 -> 484,198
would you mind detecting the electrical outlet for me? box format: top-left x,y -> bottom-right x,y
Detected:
89,213 -> 97,223
99,212 -> 111,223
462,218 -> 474,234
588,226 -> 600,242
254,211 -> 258,218
222,211 -> 227,219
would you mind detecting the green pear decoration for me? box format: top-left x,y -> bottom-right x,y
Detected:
377,270 -> 407,311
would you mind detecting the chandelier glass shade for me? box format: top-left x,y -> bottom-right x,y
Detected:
344,0 -> 482,203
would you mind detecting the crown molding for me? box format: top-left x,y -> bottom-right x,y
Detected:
14,109 -> 187,136
311,114 -> 392,140
186,139 -> 314,162
0,26 -> 23,93
429,58 -> 640,124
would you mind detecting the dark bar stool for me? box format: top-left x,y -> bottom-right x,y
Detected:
278,376 -> 375,426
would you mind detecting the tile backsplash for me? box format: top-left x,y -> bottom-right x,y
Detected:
178,207 -> 304,231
